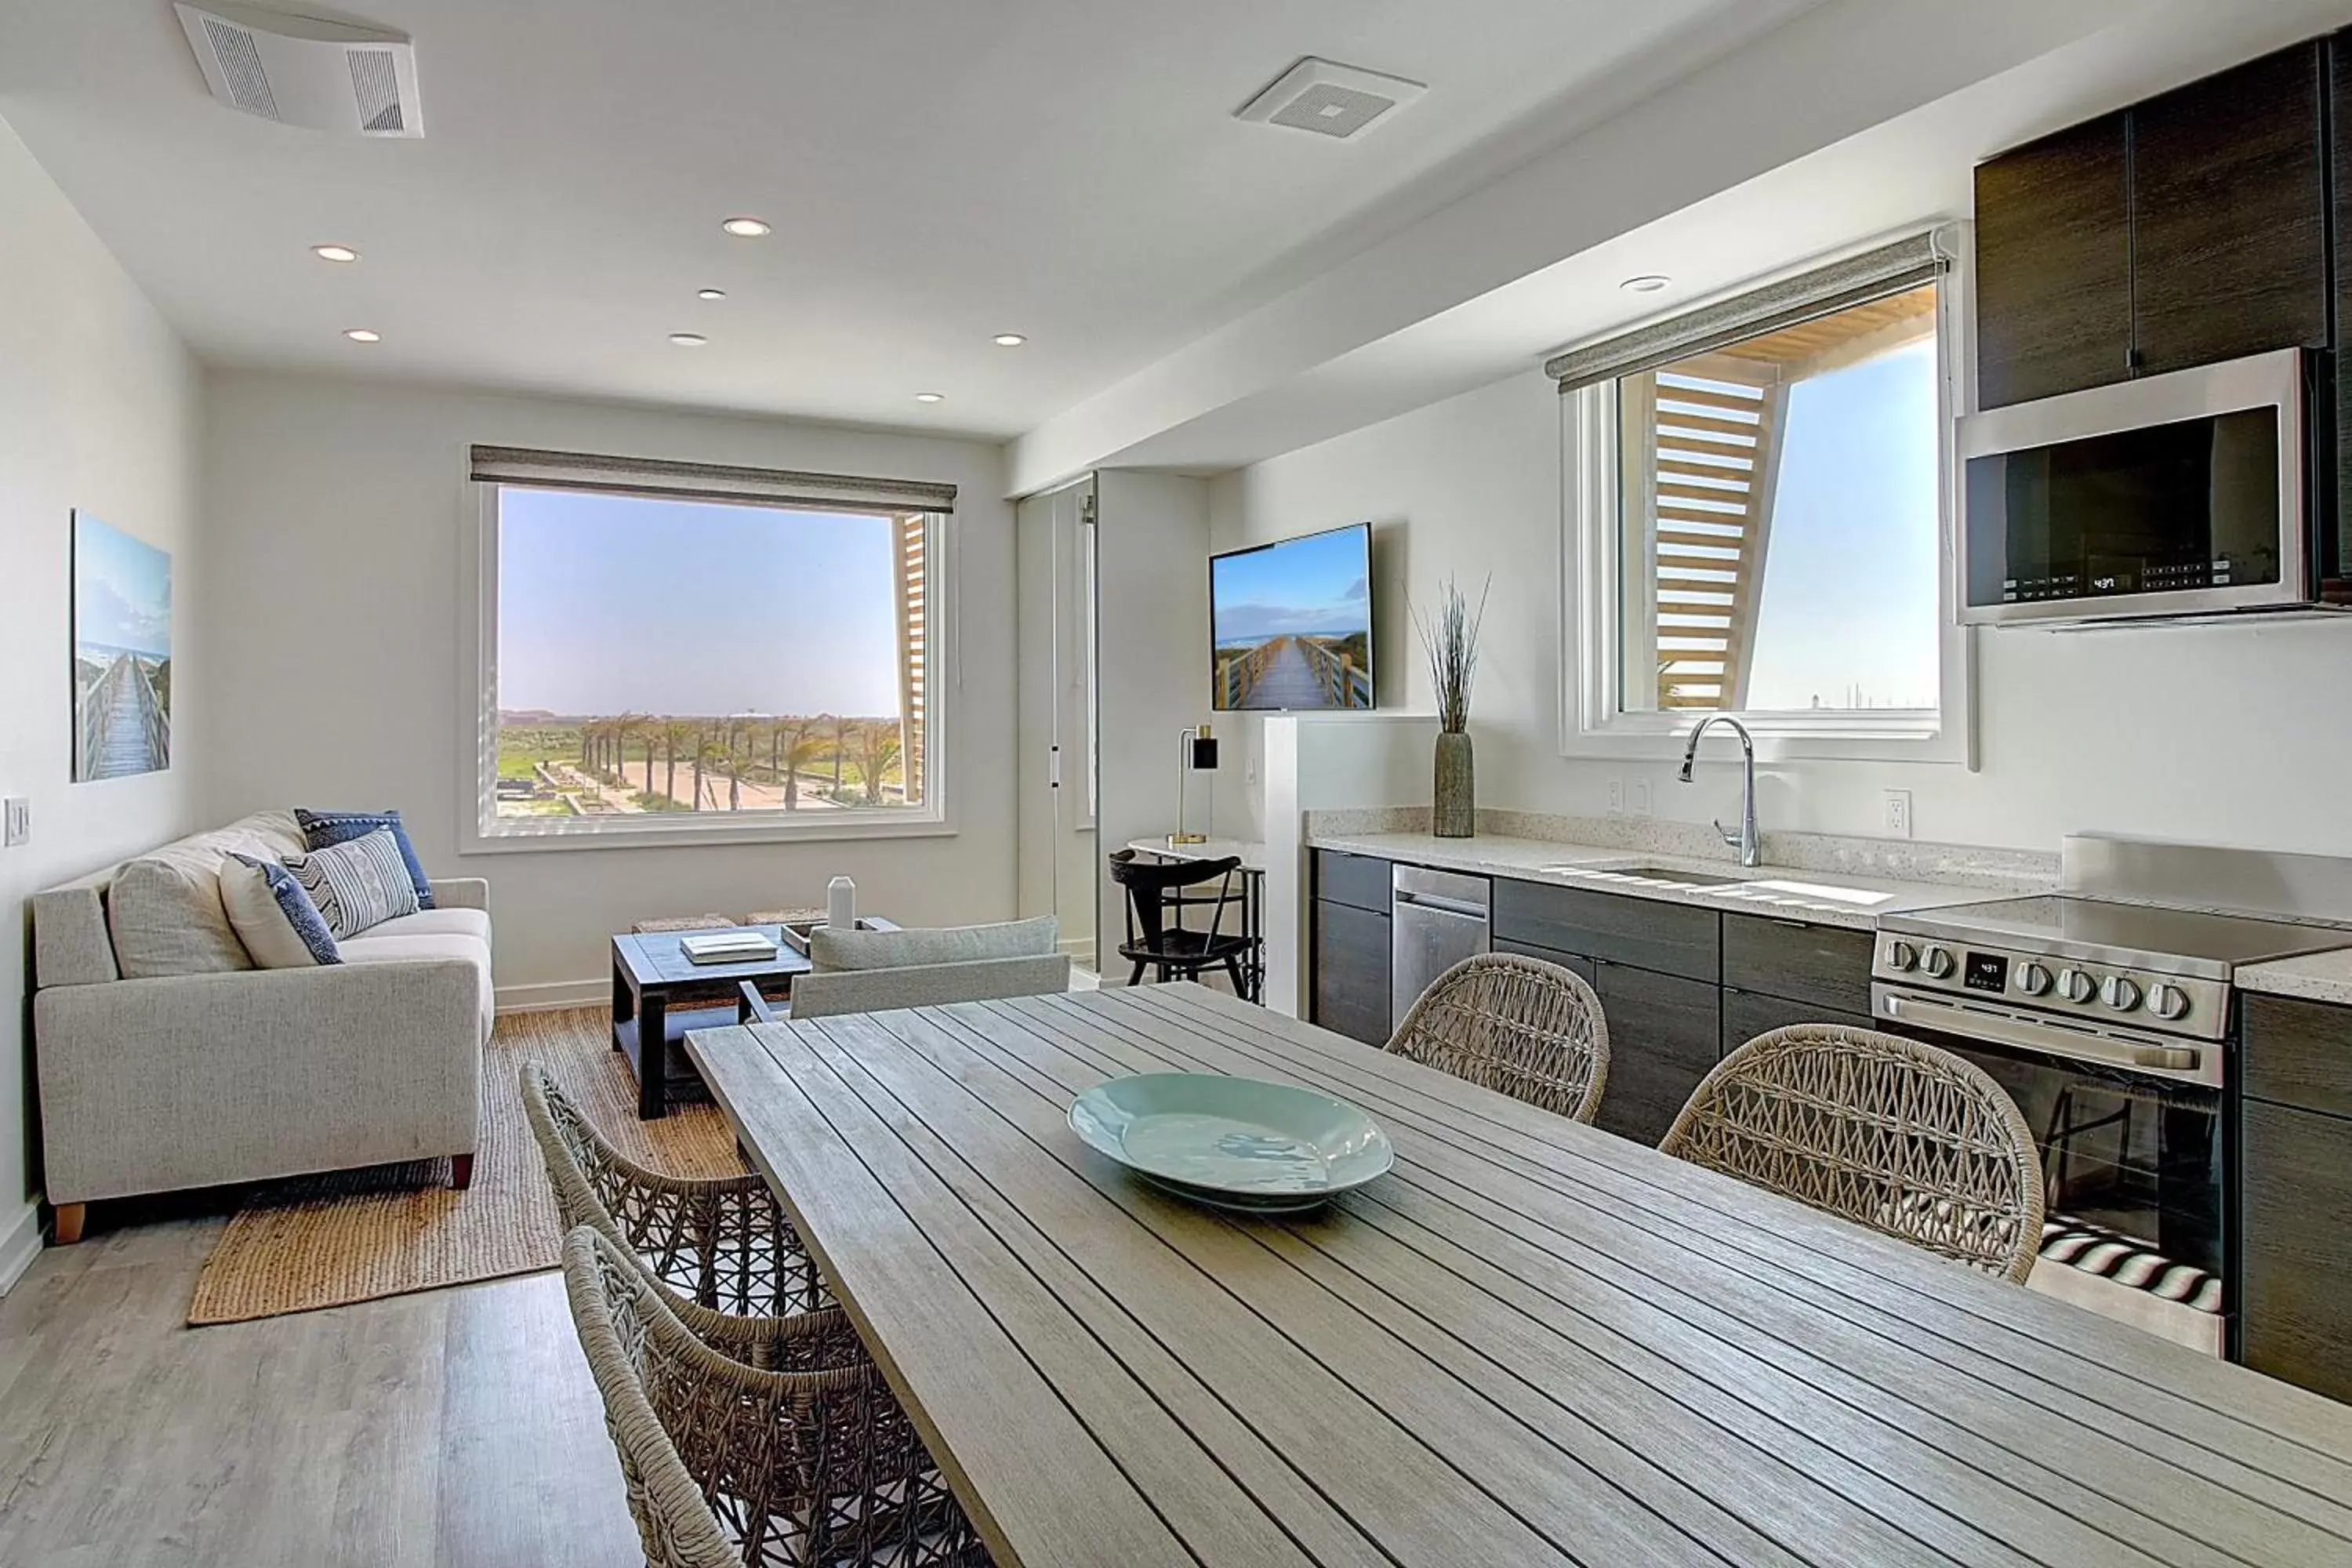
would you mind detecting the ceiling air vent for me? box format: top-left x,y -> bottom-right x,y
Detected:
175,4 -> 423,137
1236,57 -> 1425,140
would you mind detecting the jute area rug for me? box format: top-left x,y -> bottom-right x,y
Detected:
187,1006 -> 745,1326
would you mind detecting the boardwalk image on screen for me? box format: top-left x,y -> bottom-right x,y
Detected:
1211,524 -> 1373,711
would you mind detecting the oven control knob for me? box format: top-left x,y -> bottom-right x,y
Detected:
2148,982 -> 2190,1022
1884,941 -> 1918,973
2056,967 -> 2096,1004
2017,962 -> 2053,997
1922,946 -> 1956,979
2100,975 -> 2143,1012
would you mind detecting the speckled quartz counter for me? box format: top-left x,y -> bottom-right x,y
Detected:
2238,949 -> 2352,1008
1305,829 -> 2040,932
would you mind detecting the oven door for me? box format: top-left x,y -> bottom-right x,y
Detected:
1875,985 -> 2227,1356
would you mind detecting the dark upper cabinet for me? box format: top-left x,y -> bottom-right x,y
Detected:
1973,42 -> 2329,409
1974,112 -> 2134,410
2131,45 -> 2328,378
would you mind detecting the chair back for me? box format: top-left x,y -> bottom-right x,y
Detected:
1110,851 -> 1242,953
560,1226 -> 983,1568
1660,1025 -> 2045,1282
1385,953 -> 1610,1123
789,953 -> 1072,1020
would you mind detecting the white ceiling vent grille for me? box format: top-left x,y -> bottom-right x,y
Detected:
1236,57 -> 1425,140
176,4 -> 423,137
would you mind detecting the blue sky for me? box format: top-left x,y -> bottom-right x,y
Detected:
1213,526 -> 1370,647
1740,339 -> 1941,710
74,513 -> 172,658
498,490 -> 902,717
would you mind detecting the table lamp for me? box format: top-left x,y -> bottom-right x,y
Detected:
1171,724 -> 1218,845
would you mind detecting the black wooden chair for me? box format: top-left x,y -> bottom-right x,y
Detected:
1109,850 -> 1253,991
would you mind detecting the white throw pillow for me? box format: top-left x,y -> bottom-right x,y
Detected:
220,854 -> 342,967
284,827 -> 421,939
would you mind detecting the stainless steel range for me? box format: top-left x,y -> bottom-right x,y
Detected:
1871,835 -> 2352,1358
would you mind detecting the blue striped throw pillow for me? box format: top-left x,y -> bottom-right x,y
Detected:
285,827 -> 421,938
296,808 -> 435,909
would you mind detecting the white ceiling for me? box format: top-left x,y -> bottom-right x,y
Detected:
0,0 -> 1817,440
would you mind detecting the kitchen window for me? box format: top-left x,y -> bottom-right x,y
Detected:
461,445 -> 955,851
1556,231 -> 1972,761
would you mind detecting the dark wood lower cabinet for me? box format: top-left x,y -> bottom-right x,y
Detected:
1721,987 -> 1875,1055
1492,938 -> 1596,985
2241,1099 -> 2352,1404
1592,960 -> 1721,1148
1310,898 -> 1391,1047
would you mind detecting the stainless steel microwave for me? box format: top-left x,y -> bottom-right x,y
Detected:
1957,348 -> 2337,625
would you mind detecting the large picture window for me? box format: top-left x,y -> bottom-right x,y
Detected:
1556,232 -> 1969,760
465,447 -> 953,848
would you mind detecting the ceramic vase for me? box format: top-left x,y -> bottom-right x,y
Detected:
1432,729 -> 1475,838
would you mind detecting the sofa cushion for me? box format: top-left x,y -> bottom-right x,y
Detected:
286,828 -> 422,939
221,854 -> 341,967
339,931 -> 495,1042
363,907 -> 492,944
108,853 -> 256,978
296,808 -> 436,909
810,916 -> 1059,974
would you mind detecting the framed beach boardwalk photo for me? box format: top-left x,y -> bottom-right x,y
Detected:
71,511 -> 172,781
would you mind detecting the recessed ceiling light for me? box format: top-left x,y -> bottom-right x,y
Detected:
720,216 -> 771,238
914,392 -> 945,404
312,243 -> 360,263
343,328 -> 381,343
696,288 -> 728,301
1621,274 -> 1672,294
670,332 -> 710,347
992,333 -> 1027,347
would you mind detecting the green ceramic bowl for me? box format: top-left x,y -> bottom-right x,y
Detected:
1067,1073 -> 1394,1214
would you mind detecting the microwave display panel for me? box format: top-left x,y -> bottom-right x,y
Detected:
1964,408 -> 2282,610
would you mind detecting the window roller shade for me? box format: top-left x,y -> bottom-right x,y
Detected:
468,445 -> 956,515
1545,231 -> 1951,394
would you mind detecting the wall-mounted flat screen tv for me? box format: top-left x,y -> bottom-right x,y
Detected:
1210,522 -> 1374,711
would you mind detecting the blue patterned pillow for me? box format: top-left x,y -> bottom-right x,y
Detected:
296,808 -> 435,909
285,828 -> 422,938
223,853 -> 342,966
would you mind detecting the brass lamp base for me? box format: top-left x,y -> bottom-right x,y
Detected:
1167,833 -> 1209,845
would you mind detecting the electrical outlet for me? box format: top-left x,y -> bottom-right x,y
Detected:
3,797 -> 27,848
1606,779 -> 1624,815
1883,789 -> 1913,840
1630,779 -> 1653,818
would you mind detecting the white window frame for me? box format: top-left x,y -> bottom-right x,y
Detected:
1559,231 -> 1976,768
458,470 -> 956,855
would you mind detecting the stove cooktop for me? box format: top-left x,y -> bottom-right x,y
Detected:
1881,895 -> 2352,982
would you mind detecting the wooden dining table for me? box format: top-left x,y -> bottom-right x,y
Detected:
684,983 -> 2352,1568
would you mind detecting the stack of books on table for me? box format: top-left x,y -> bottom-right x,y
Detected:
679,929 -> 780,965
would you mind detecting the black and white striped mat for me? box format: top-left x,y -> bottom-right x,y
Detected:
2040,1215 -> 2223,1316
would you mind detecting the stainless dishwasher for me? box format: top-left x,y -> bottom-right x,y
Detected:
1392,865 -> 1490,1029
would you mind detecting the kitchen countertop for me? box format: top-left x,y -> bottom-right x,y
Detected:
1306,830 -> 2028,931
2238,949 -> 2352,1008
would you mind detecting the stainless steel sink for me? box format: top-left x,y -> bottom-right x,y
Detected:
1545,863 -> 1753,889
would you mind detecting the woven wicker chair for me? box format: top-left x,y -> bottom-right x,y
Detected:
522,1062 -> 826,1332
561,1226 -> 990,1568
1385,953 -> 1611,1123
1659,1024 -> 2045,1283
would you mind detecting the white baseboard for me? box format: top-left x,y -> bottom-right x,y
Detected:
495,978 -> 607,1014
0,1200 -> 45,1295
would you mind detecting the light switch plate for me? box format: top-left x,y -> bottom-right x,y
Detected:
1883,789 -> 1913,840
3,797 -> 27,848
1606,779 -> 1624,815
1630,779 -> 1653,818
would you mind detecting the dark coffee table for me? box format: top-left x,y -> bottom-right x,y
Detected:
610,920 -> 895,1118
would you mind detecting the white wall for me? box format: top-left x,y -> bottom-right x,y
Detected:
199,372 -> 1018,1002
1210,369 -> 2352,859
0,117 -> 205,1276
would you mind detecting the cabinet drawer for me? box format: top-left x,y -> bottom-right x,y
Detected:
1313,851 -> 1392,916
1311,899 -> 1392,1047
1721,914 -> 1875,1016
1722,987 -> 1876,1056
1491,938 -> 1597,986
2242,994 -> 2352,1120
2241,1098 -> 2352,1404
1492,880 -> 1719,983
1592,962 -> 1720,1148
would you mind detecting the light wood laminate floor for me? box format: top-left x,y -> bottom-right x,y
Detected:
0,1211 -> 642,1566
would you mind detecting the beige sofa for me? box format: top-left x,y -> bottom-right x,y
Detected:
30,811 -> 489,1241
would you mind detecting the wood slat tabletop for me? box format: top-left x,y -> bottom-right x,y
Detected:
684,984 -> 2352,1568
